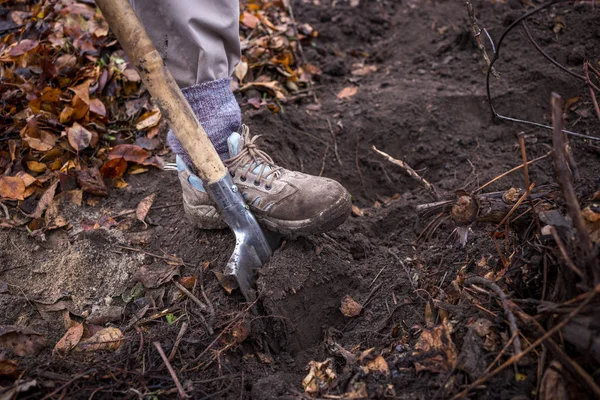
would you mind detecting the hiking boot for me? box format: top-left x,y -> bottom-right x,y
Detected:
174,125 -> 352,236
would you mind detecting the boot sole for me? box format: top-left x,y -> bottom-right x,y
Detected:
184,192 -> 351,237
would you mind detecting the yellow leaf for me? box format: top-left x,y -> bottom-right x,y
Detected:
26,161 -> 47,173
115,179 -> 128,189
135,110 -> 161,131
128,165 -> 149,175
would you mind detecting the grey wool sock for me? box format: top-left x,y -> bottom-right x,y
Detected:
167,78 -> 241,165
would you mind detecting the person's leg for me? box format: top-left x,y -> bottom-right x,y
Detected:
131,0 -> 352,236
131,0 -> 241,159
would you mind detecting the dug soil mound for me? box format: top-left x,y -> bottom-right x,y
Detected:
1,0 -> 600,399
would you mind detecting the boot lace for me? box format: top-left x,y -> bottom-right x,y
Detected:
224,125 -> 282,189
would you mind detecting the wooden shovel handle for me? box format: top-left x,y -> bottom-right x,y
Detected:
95,0 -> 227,184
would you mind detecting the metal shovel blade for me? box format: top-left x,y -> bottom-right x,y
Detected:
205,174 -> 281,300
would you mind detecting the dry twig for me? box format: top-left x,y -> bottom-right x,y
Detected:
465,1 -> 499,78
508,300 -> 600,398
518,133 -> 540,231
185,298 -> 260,371
319,144 -> 330,177
465,277 -> 522,355
173,279 -> 214,335
551,93 -> 598,282
153,341 -> 188,398
373,146 -> 440,200
173,279 -> 208,312
327,118 -> 342,166
548,226 -> 585,279
484,331 -> 518,374
583,62 -> 600,120
473,151 -> 552,194
40,369 -> 96,400
451,284 -> 600,399
168,322 -> 189,361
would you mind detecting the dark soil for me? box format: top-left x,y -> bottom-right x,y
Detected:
2,0 -> 600,399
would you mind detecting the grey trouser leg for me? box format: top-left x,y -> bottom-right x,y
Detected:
131,0 -> 241,88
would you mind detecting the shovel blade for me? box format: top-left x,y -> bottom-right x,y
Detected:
205,174 -> 281,300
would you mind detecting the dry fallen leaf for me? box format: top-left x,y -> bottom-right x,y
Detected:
235,60 -> 249,82
413,320 -> 457,373
67,122 -> 93,151
26,160 -> 47,173
75,327 -> 123,352
134,264 -> 181,289
0,176 -> 26,201
44,199 -> 69,229
302,359 -> 337,395
340,295 -> 362,317
53,323 -> 84,356
30,180 -> 59,219
351,205 -> 364,217
336,86 -> 358,99
213,271 -> 239,294
365,354 -> 390,376
351,65 -> 377,76
8,39 -> 38,57
123,68 -> 141,82
240,10 -> 260,29
0,357 -> 19,378
100,157 -> 127,179
540,361 -> 568,400
89,98 -> 106,116
135,109 -> 161,131
15,172 -> 36,187
108,144 -> 151,164
77,167 -> 108,197
238,81 -> 286,100
0,326 -> 46,356
136,193 -> 156,227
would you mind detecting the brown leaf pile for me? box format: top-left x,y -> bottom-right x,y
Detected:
234,0 -> 321,111
0,0 -> 165,232
0,0 -> 319,233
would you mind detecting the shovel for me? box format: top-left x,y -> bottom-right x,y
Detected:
95,0 -> 279,301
